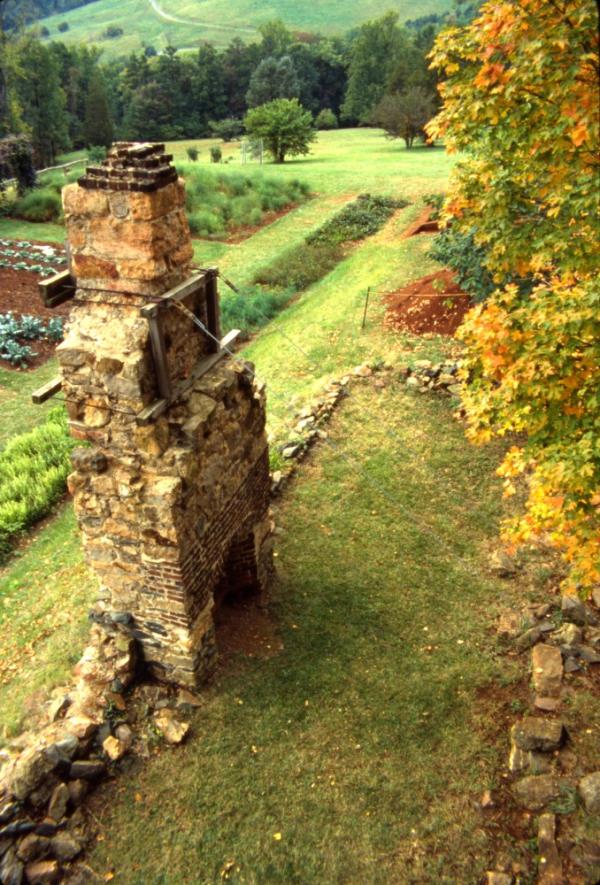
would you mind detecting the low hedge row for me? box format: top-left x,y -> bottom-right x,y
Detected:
0,408 -> 76,562
254,193 -> 407,292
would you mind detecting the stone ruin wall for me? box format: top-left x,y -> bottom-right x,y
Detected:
57,142 -> 273,687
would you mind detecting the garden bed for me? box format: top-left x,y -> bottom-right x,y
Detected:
0,239 -> 69,369
383,269 -> 471,336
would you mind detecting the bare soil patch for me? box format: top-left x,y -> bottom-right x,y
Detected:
401,207 -> 440,238
215,595 -> 283,662
383,269 -> 471,336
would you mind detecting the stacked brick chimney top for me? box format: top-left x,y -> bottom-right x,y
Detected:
78,142 -> 178,192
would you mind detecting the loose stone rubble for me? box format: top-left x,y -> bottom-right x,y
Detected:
0,621 -> 136,883
487,591 -> 600,883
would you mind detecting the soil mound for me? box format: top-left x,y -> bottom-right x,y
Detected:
384,269 -> 471,336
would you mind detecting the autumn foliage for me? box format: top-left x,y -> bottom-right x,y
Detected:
427,0 -> 599,592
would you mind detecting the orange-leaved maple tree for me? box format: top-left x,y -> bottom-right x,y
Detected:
426,0 -> 600,592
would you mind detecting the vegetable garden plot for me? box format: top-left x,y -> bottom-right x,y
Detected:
0,240 -> 69,369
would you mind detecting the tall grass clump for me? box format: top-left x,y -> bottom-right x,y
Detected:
178,164 -> 310,238
220,285 -> 293,337
255,193 -> 407,292
12,188 -> 62,223
0,408 -> 75,561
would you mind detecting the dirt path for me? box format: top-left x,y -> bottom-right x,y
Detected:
146,0 -> 256,33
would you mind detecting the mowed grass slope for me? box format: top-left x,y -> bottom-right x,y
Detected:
89,382 -> 523,883
38,0 -> 451,57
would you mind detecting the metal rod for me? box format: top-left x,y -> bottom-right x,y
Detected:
361,287 -> 371,329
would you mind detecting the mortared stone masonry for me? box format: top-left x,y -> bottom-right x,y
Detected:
58,142 -> 273,687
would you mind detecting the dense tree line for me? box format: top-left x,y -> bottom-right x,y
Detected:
0,13 -> 448,168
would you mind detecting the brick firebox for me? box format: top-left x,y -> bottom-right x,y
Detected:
54,142 -> 273,687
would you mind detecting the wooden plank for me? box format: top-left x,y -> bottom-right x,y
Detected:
39,270 -> 75,308
140,272 -> 206,319
205,267 -> 221,354
31,377 -> 62,404
136,398 -> 168,426
147,313 -> 171,400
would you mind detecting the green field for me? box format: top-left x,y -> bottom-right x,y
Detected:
0,128 -> 548,878
38,0 -> 451,57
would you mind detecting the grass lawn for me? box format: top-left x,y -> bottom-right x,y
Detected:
0,217 -> 65,244
88,380 -> 526,883
0,502 -> 96,741
0,358 -> 61,446
38,0 -> 450,57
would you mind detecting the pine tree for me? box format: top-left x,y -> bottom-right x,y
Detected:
83,70 -> 113,148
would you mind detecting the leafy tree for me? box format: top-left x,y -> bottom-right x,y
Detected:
13,38 -> 69,165
122,82 -> 176,141
246,56 -> 299,108
83,70 -> 113,148
315,108 -> 338,130
257,19 -> 293,58
341,13 -> 406,123
427,0 -> 600,592
244,98 -> 315,163
0,134 -> 36,195
190,44 -> 227,135
372,87 -> 435,148
209,117 -> 244,141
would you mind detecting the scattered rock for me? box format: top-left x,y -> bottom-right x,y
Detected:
508,744 -> 552,776
16,834 -> 50,863
49,833 -> 81,862
46,696 -> 71,724
490,551 -> 519,578
69,760 -> 105,781
563,657 -> 581,673
485,873 -> 513,885
67,780 -> 88,807
62,861 -> 102,883
512,718 -> 565,753
512,775 -> 562,810
532,603 -> 552,619
0,846 -> 24,885
481,789 -> 495,808
515,627 -> 542,651
281,444 -> 302,460
46,784 -> 69,822
24,859 -> 60,884
153,709 -> 190,745
534,696 -> 561,713
114,724 -> 133,749
537,813 -> 562,885
549,623 -> 582,656
532,644 -> 563,697
578,772 -> 600,814
102,736 -> 127,762
579,645 -> 600,664
592,587 -> 600,609
561,594 -> 587,626
175,689 -> 202,709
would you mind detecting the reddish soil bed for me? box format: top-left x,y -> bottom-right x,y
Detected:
383,270 -> 471,337
401,207 -> 440,238
215,595 -> 283,662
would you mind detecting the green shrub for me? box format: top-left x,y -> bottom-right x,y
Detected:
88,145 -> 107,163
0,408 -> 75,561
255,241 -> 343,291
220,285 -> 293,335
429,228 -> 496,302
423,192 -> 444,219
186,146 -> 199,162
315,108 -> 338,130
13,188 -> 62,222
178,164 -> 310,239
210,146 -> 222,163
254,193 -> 406,292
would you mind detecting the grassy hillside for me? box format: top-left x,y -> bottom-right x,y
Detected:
38,0 -> 452,56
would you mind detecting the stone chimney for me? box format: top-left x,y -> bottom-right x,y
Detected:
57,143 -> 273,687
